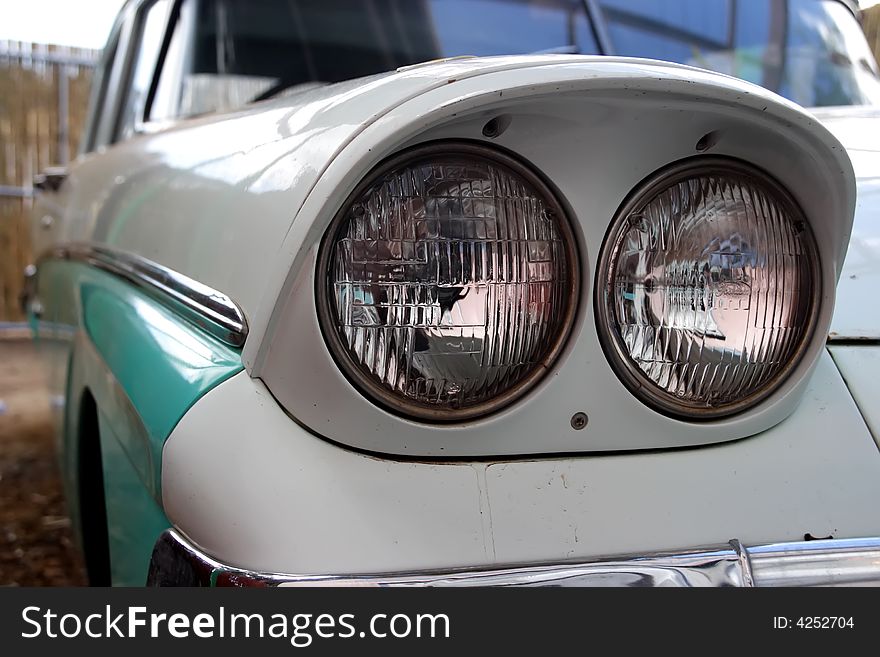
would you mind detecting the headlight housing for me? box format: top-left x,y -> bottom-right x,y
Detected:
596,158 -> 819,419
317,142 -> 578,421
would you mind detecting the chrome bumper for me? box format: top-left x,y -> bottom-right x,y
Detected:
147,530 -> 880,587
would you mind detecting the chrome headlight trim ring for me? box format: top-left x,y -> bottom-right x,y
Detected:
594,156 -> 821,421
316,140 -> 581,423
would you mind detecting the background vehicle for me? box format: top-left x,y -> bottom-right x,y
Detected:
26,0 -> 880,586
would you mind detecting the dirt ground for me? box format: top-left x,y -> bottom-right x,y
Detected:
0,337 -> 86,586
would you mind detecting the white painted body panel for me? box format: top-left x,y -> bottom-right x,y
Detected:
828,345 -> 880,442
49,54 -> 880,571
50,56 -> 854,337
813,107 -> 880,339
252,57 -> 854,455
163,351 -> 880,574
52,56 -> 655,319
50,56 -> 859,458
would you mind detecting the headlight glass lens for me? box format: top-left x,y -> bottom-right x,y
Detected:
598,160 -> 817,418
319,145 -> 576,421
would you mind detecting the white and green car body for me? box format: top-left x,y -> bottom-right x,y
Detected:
26,0 -> 880,586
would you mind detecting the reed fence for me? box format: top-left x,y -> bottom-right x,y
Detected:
0,41 -> 98,321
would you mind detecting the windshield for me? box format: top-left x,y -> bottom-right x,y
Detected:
597,0 -> 880,107
145,0 -> 600,121
141,0 -> 880,124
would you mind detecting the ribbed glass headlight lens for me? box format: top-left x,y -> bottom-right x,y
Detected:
597,159 -> 817,418
318,144 -> 577,421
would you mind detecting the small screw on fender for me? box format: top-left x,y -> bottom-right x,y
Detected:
570,412 -> 588,430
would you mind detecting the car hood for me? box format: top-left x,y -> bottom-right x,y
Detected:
812,106 -> 880,340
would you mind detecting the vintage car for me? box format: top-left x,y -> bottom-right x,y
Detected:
24,0 -> 880,586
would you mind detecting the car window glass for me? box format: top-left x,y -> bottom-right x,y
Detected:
117,0 -> 172,139
146,0 -> 599,122
150,0 -> 197,122
597,0 -> 880,107
778,0 -> 880,106
428,0 -> 597,56
82,23 -> 122,152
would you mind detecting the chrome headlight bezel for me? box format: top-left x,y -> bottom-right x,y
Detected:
315,140 -> 580,422
594,157 -> 821,420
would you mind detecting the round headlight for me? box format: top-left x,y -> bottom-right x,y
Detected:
317,143 -> 578,421
596,158 -> 818,419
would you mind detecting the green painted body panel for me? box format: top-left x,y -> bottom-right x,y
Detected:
78,268 -> 243,495
98,412 -> 172,586
33,259 -> 243,584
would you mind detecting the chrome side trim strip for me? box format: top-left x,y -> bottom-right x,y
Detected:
39,243 -> 248,348
728,538 -> 755,587
147,529 -> 880,587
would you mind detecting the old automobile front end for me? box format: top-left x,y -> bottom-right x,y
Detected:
146,57 -> 880,586
25,0 -> 880,586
